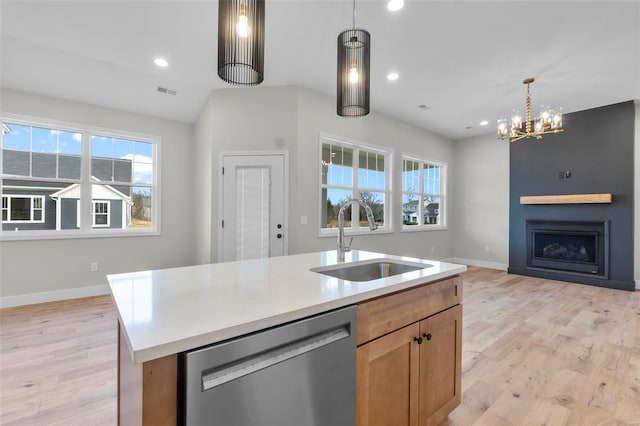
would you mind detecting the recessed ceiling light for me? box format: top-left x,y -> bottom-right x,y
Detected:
387,72 -> 399,81
387,0 -> 404,11
154,58 -> 169,67
480,120 -> 489,126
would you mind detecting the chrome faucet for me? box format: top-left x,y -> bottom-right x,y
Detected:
337,199 -> 378,262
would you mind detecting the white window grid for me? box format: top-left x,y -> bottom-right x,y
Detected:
1,195 -> 45,223
402,156 -> 447,230
92,200 -> 110,227
0,113 -> 160,240
319,134 -> 392,235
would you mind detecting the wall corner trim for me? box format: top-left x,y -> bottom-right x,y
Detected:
0,284 -> 109,308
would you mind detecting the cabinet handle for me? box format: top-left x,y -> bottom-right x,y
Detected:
413,336 -> 423,344
423,333 -> 432,341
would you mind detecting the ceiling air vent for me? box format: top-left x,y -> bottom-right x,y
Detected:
157,86 -> 177,96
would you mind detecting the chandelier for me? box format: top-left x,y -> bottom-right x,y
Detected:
497,78 -> 563,142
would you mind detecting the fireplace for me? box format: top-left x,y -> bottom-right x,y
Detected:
526,220 -> 608,278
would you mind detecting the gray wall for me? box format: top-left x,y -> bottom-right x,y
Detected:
452,133 -> 509,269
0,89 -> 196,299
193,95 -> 215,265
194,85 -> 455,263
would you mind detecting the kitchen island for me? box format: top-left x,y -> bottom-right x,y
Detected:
109,250 -> 466,425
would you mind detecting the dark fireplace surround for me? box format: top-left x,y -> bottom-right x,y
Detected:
508,101 -> 635,291
526,220 -> 608,279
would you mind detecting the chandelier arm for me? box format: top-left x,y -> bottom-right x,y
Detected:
510,134 -> 528,143
510,128 -> 564,142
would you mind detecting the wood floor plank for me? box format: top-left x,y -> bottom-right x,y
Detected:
1,269 -> 639,425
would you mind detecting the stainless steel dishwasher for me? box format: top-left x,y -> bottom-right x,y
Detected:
179,305 -> 356,426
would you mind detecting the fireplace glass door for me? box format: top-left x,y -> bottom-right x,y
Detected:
526,220 -> 608,277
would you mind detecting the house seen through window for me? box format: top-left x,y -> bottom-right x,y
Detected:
1,116 -> 159,238
402,156 -> 446,229
320,135 -> 391,233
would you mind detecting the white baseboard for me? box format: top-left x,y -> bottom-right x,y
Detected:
0,285 -> 110,308
447,257 -> 509,271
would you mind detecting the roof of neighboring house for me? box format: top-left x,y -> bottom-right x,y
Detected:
1,149 -> 132,182
50,176 -> 132,204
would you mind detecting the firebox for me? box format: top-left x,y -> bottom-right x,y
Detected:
526,220 -> 609,278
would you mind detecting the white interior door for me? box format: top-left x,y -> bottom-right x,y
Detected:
220,154 -> 286,262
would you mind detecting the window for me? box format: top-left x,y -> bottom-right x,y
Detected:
1,195 -> 45,223
1,114 -> 160,240
402,156 -> 446,230
91,135 -> 154,230
93,200 -> 110,227
320,134 -> 391,234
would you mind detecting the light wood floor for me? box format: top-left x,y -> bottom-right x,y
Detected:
0,296 -> 117,425
445,268 -> 640,426
1,268 -> 638,425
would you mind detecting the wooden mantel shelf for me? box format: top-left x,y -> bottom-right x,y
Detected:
520,193 -> 612,205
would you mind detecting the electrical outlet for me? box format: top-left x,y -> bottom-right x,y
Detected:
430,246 -> 435,253
90,262 -> 99,272
485,246 -> 491,253
300,215 -> 308,225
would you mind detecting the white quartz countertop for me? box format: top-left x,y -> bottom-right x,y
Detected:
108,250 -> 466,363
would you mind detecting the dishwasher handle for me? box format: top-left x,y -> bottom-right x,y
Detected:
201,326 -> 350,391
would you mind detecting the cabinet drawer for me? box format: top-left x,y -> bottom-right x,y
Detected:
356,275 -> 461,345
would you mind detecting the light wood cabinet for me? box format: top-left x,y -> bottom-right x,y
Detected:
356,276 -> 462,426
419,304 -> 462,426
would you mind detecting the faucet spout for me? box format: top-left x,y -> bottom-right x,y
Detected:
337,199 -> 378,262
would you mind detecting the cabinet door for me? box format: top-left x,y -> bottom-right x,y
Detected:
357,323 -> 420,426
418,304 -> 462,426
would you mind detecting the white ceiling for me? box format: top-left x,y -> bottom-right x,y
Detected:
1,0 -> 639,140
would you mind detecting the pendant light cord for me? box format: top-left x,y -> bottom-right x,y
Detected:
352,0 -> 356,29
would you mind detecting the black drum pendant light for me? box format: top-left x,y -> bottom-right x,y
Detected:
218,0 -> 265,85
337,0 -> 370,117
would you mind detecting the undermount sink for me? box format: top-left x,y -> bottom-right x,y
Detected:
310,259 -> 432,282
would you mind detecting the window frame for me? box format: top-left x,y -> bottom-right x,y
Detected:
0,113 -> 161,241
92,200 -> 110,228
319,133 -> 393,237
1,195 -> 45,223
401,154 -> 448,232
